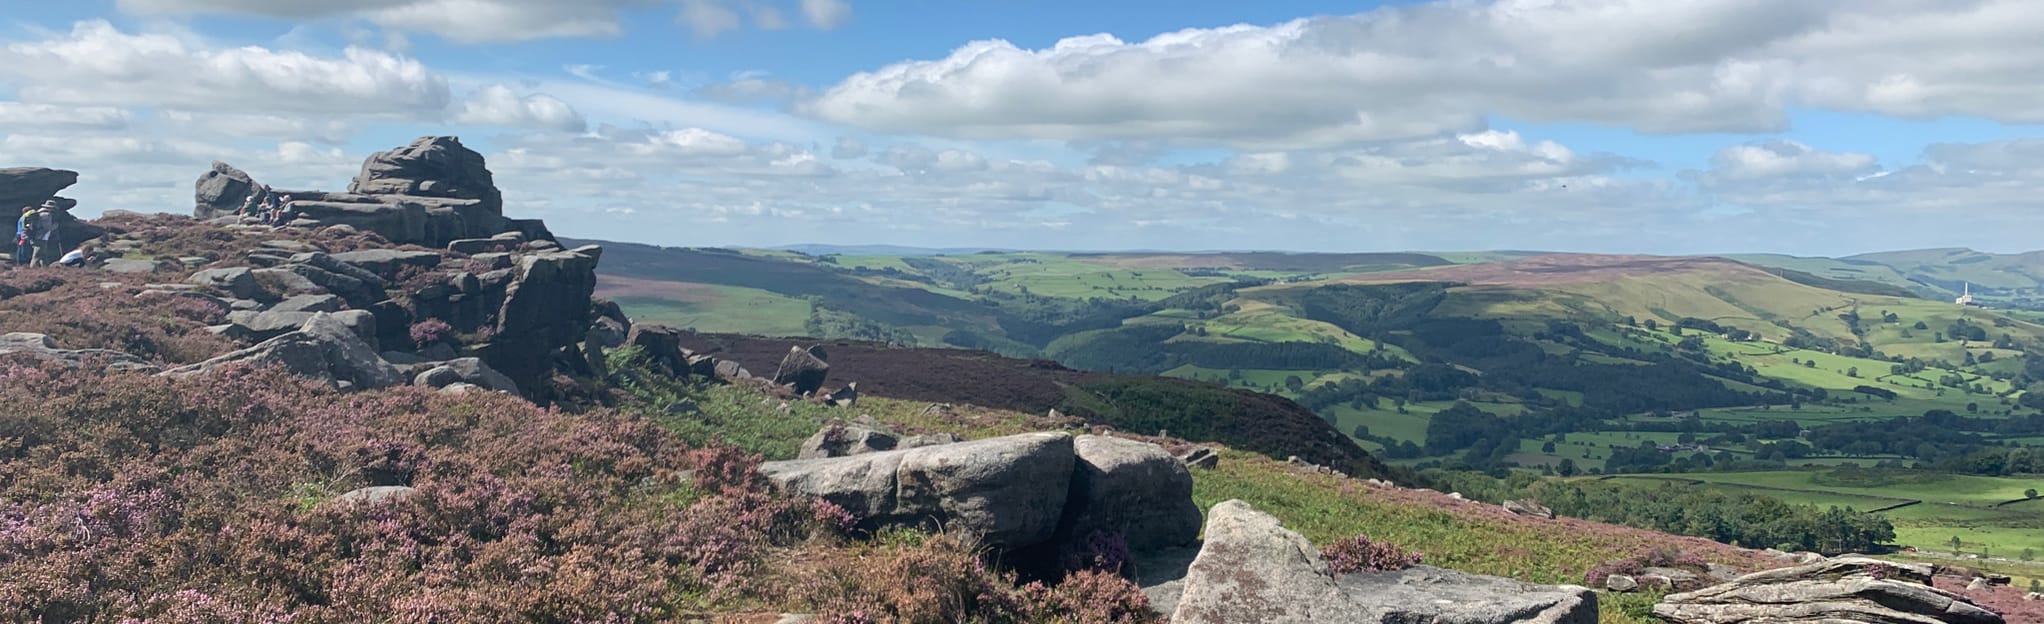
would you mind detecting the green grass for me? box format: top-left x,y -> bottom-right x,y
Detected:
608,284 -> 814,336
1623,470 -> 2044,558
943,253 -> 1230,301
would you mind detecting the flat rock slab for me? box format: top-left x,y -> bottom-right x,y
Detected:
760,432 -> 1075,548
1654,556 -> 2001,624
1338,566 -> 1596,624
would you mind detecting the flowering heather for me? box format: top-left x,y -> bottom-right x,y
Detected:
0,362 -> 840,621
789,534 -> 1158,624
0,269 -> 237,364
1322,533 -> 1424,574
408,317 -> 455,347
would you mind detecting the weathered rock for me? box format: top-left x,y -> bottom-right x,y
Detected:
261,240 -> 322,254
449,236 -> 521,255
1705,563 -> 1741,582
162,313 -> 404,391
250,267 -> 324,295
713,359 -> 751,380
760,432 -> 1076,548
270,294 -> 343,313
1607,575 -> 1640,592
331,249 -> 443,277
1653,556 -> 2001,624
625,324 -> 689,374
1170,499 -> 1361,623
899,433 -> 964,449
228,310 -> 318,341
193,161 -> 258,219
797,422 -> 899,459
1642,566 -> 1709,592
485,249 -> 599,392
588,316 -> 629,349
350,136 -> 503,210
415,366 -> 463,388
1504,499 -> 1556,519
332,485 -> 417,509
438,382 -> 481,395
664,401 -> 699,415
774,345 -> 831,395
1058,435 -> 1202,553
1967,577 -> 1990,591
1177,446 -> 1220,469
0,167 -> 78,212
100,258 -> 176,274
1134,544 -> 1202,617
1171,499 -> 1596,624
0,332 -> 156,374
438,357 -> 518,394
2025,592 -> 2040,601
1338,565 -> 1597,624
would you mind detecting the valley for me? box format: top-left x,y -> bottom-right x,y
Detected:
587,242 -> 2044,579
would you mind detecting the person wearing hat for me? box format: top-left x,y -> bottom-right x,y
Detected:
11,206 -> 31,265
27,201 -> 62,268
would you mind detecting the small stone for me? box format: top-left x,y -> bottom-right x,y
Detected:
1606,575 -> 1639,592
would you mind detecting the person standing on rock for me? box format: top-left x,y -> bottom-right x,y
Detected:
27,202 -> 61,268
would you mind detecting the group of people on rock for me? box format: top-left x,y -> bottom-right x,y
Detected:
237,186 -> 295,225
11,201 -> 89,268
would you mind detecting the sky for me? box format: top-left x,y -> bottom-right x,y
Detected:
2,0 -> 2044,256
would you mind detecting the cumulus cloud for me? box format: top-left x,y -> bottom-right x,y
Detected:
1704,140 -> 1878,182
829,137 -> 867,159
802,0 -> 2044,148
0,20 -> 448,116
679,0 -> 742,39
455,85 -> 589,131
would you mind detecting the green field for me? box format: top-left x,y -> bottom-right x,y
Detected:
1622,470 -> 2044,558
607,284 -> 813,336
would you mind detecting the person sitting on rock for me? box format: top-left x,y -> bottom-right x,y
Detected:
12,207 -> 32,265
259,195 -> 278,224
274,194 -> 296,225
238,193 -> 257,217
27,202 -> 61,268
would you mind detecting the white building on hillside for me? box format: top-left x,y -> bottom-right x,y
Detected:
1956,282 -> 1980,307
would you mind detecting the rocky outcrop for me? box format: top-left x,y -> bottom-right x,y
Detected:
163,313 -> 404,391
1058,435 -> 1202,552
1170,500 -> 1596,624
625,324 -> 690,375
193,161 -> 259,219
331,249 -> 442,278
331,485 -> 417,509
193,137 -> 547,248
773,345 -> 831,395
411,357 -> 519,394
1653,556 -> 2002,624
761,432 -> 1076,548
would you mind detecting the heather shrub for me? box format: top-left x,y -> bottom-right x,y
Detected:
0,362 -> 846,621
1322,533 -> 1423,574
789,533 -> 1158,624
0,269 -> 238,364
1018,570 -> 1158,624
408,317 -> 455,347
1584,545 -> 1706,586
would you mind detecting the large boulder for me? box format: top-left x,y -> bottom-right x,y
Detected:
1170,500 -> 1595,624
760,432 -> 1076,548
624,324 -> 689,375
1058,435 -> 1202,552
188,267 -> 261,299
1504,499 -> 1556,519
1653,556 -> 2001,624
193,161 -> 258,219
330,249 -> 443,278
774,344 -> 830,395
349,136 -> 503,214
162,313 -> 404,391
484,248 -> 599,391
1170,500 -> 1361,623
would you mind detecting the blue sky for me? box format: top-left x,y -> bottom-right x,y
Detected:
3,0 -> 2044,255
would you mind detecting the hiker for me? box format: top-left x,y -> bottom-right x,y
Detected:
11,206 -> 31,265
238,193 -> 257,217
274,194 -> 295,225
27,201 -> 61,268
56,245 -> 88,268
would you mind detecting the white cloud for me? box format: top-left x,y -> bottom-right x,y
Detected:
801,0 -> 851,29
1704,140 -> 1878,181
0,102 -> 129,130
158,111 -> 355,143
454,85 -> 588,131
754,5 -> 790,30
693,75 -> 808,102
0,20 -> 448,116
803,0 -> 2044,148
679,0 -> 742,39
